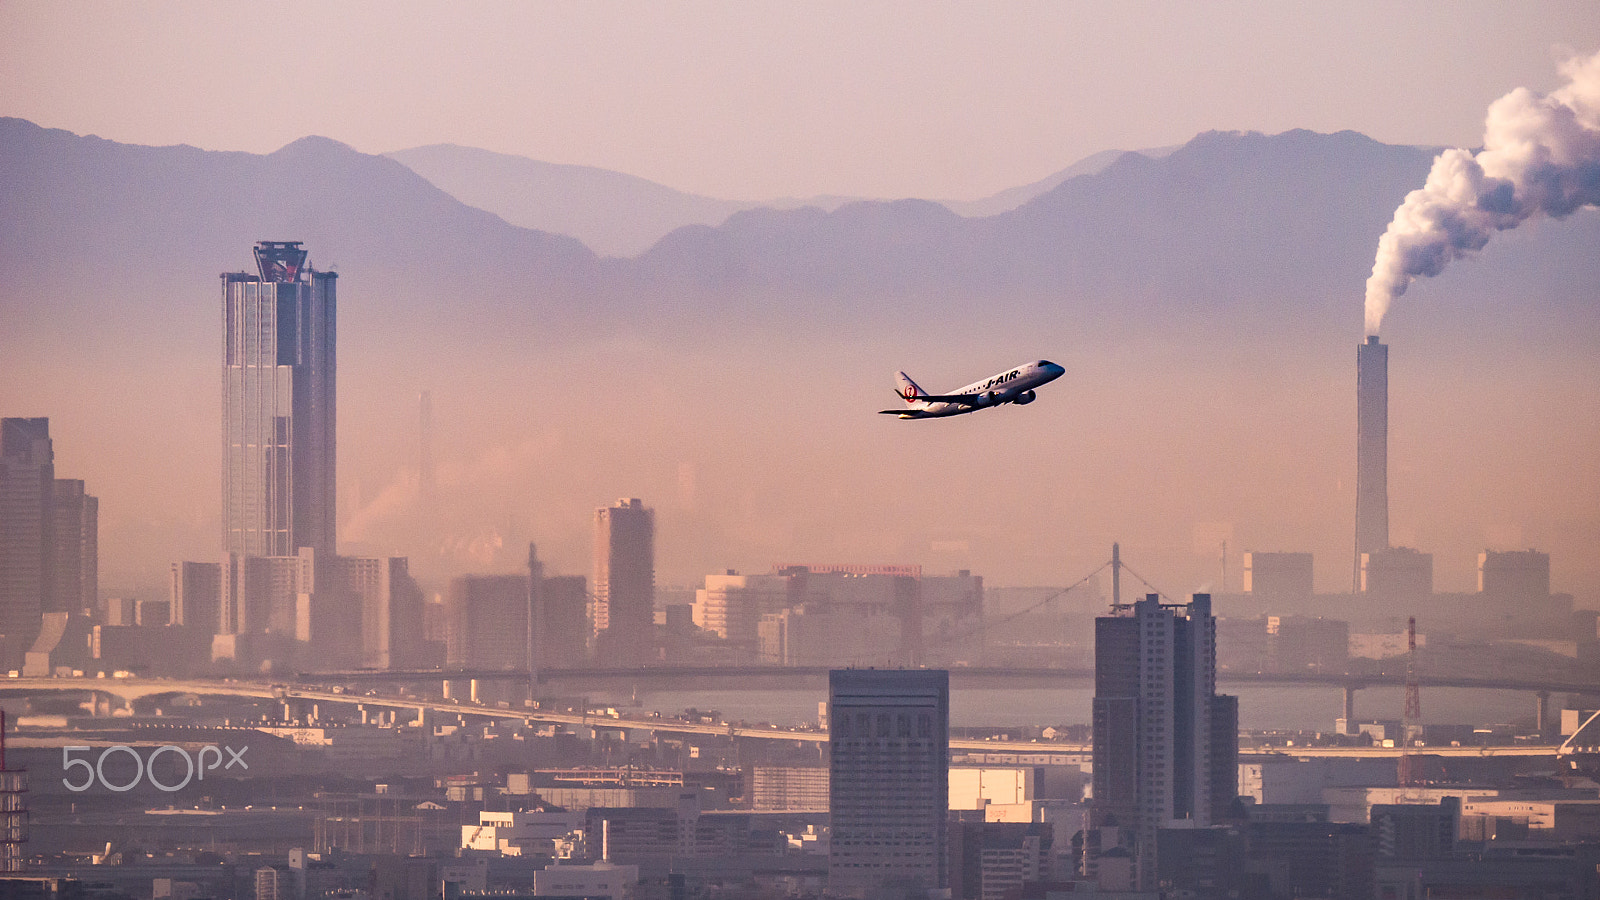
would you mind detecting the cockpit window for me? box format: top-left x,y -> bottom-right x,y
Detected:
1037,359 -> 1055,367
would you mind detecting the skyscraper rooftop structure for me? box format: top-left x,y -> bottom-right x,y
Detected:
222,241 -> 336,558
828,668 -> 949,899
1092,593 -> 1237,891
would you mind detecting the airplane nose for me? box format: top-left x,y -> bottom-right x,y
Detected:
1047,363 -> 1065,376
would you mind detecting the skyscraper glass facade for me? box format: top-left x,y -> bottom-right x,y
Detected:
222,242 -> 336,558
828,668 -> 949,898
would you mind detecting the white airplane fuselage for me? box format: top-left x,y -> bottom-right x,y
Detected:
881,359 -> 1065,419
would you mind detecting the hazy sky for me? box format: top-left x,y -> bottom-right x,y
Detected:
4,4 -> 1598,603
4,2 -> 1598,201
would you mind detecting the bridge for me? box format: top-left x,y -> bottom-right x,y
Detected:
290,664 -> 1600,736
286,665 -> 1600,696
0,675 -> 1574,761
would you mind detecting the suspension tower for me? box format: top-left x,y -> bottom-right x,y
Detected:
1398,617 -> 1423,787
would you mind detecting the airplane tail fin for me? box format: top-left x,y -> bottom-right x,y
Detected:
895,371 -> 926,404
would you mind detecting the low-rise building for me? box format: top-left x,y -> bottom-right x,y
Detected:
461,810 -> 584,857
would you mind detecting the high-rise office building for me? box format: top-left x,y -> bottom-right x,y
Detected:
222,241 -> 336,558
339,555 -> 424,670
445,575 -> 530,670
526,544 -> 590,672
170,560 -> 223,635
1092,593 -> 1237,891
828,668 -> 949,899
592,498 -> 654,663
49,479 -> 96,614
0,419 -> 97,667
0,419 -> 53,661
693,572 -> 789,643
1355,336 -> 1389,590
196,549 -> 417,670
538,574 -> 590,669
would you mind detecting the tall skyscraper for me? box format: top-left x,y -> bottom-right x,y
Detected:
592,498 -> 654,663
538,575 -> 589,669
1355,336 -> 1389,590
1092,593 -> 1237,891
341,555 -> 424,670
0,419 -> 53,661
49,479 -> 97,614
0,419 -> 97,667
170,560 -> 222,635
222,241 -> 336,558
828,668 -> 949,899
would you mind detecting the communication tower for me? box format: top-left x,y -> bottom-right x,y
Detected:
1398,616 -> 1423,787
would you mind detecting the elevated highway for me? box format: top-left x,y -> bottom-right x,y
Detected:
290,665 -> 1600,696
0,676 -> 1569,760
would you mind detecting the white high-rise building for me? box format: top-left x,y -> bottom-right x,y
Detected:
693,572 -> 788,642
222,241 -> 336,558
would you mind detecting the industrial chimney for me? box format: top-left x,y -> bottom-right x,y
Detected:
1354,336 -> 1389,590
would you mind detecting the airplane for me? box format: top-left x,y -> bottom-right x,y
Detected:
878,359 -> 1065,419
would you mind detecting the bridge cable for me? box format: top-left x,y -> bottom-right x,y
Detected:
1115,562 -> 1174,604
928,560 -> 1110,648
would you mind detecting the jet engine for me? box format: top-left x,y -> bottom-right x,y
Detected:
976,391 -> 998,406
1013,390 -> 1036,405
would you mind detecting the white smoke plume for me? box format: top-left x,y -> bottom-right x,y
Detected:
1366,49 -> 1600,335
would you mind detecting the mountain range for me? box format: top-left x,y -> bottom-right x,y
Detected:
2,115 -> 1597,597
8,115 -> 1596,355
383,142 -> 1174,257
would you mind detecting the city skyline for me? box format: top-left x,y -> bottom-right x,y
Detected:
1,121 -> 1595,606
0,19 -> 1596,614
3,11 -> 1599,897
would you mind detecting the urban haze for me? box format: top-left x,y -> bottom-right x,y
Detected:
1,5 -> 1599,899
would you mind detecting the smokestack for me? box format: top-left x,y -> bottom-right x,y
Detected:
1354,336 -> 1389,590
1364,49 -> 1600,334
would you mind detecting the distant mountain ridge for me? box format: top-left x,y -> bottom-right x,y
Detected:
7,116 -> 1599,601
385,141 -> 1176,257
3,116 -> 1594,355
